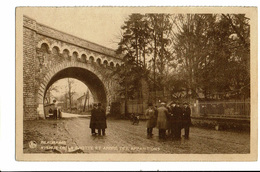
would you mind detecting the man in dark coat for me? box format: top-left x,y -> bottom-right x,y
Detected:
169,102 -> 177,139
174,103 -> 183,139
182,103 -> 191,139
89,103 -> 98,135
95,103 -> 107,136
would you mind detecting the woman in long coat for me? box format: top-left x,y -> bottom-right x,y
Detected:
145,103 -> 158,137
156,102 -> 169,139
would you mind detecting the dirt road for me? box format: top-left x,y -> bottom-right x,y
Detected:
23,114 -> 250,154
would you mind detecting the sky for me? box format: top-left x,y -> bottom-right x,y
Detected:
50,78 -> 94,104
50,78 -> 88,100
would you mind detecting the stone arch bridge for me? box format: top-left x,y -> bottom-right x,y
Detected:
23,16 -> 149,120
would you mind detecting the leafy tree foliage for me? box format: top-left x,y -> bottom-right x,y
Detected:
171,14 -> 250,100
116,13 -> 250,103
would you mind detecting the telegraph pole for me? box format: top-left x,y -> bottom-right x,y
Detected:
83,90 -> 89,112
83,92 -> 87,112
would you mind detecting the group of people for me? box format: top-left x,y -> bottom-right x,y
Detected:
145,102 -> 191,140
89,103 -> 107,136
89,101 -> 191,139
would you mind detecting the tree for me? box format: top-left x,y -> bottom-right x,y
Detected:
222,14 -> 250,98
146,14 -> 173,97
67,78 -> 76,111
171,14 -> 250,100
117,14 -> 152,68
113,53 -> 148,115
116,13 -> 250,105
116,14 -> 151,115
45,85 -> 59,104
171,14 -> 213,99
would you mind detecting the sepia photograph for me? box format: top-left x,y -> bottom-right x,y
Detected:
15,7 -> 257,161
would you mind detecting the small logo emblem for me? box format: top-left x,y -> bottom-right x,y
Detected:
29,141 -> 37,149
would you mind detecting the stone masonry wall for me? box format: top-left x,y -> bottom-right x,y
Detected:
23,16 -> 123,120
23,15 -> 150,120
23,16 -> 38,120
36,22 -> 121,60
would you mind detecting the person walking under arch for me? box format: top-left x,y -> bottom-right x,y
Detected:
145,103 -> 158,138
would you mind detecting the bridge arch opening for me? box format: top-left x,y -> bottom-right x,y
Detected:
41,66 -> 108,118
44,78 -> 94,112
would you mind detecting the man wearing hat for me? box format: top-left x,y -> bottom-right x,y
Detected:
145,103 -> 158,138
156,101 -> 169,139
182,103 -> 191,139
95,103 -> 107,136
89,103 -> 98,135
174,102 -> 183,139
169,102 -> 177,139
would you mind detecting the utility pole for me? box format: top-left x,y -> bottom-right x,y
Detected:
83,92 -> 87,112
83,90 -> 89,112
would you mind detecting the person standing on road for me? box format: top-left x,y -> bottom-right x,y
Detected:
156,102 -> 169,139
89,103 -> 98,136
182,103 -> 191,139
96,103 -> 107,136
169,102 -> 177,139
53,100 -> 58,120
145,103 -> 158,138
166,104 -> 172,136
174,102 -> 183,139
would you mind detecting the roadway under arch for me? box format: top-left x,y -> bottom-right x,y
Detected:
37,62 -> 109,119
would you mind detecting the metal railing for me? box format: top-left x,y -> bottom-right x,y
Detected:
192,101 -> 250,118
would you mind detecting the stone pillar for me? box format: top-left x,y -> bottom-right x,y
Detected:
23,16 -> 38,120
37,103 -> 45,119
